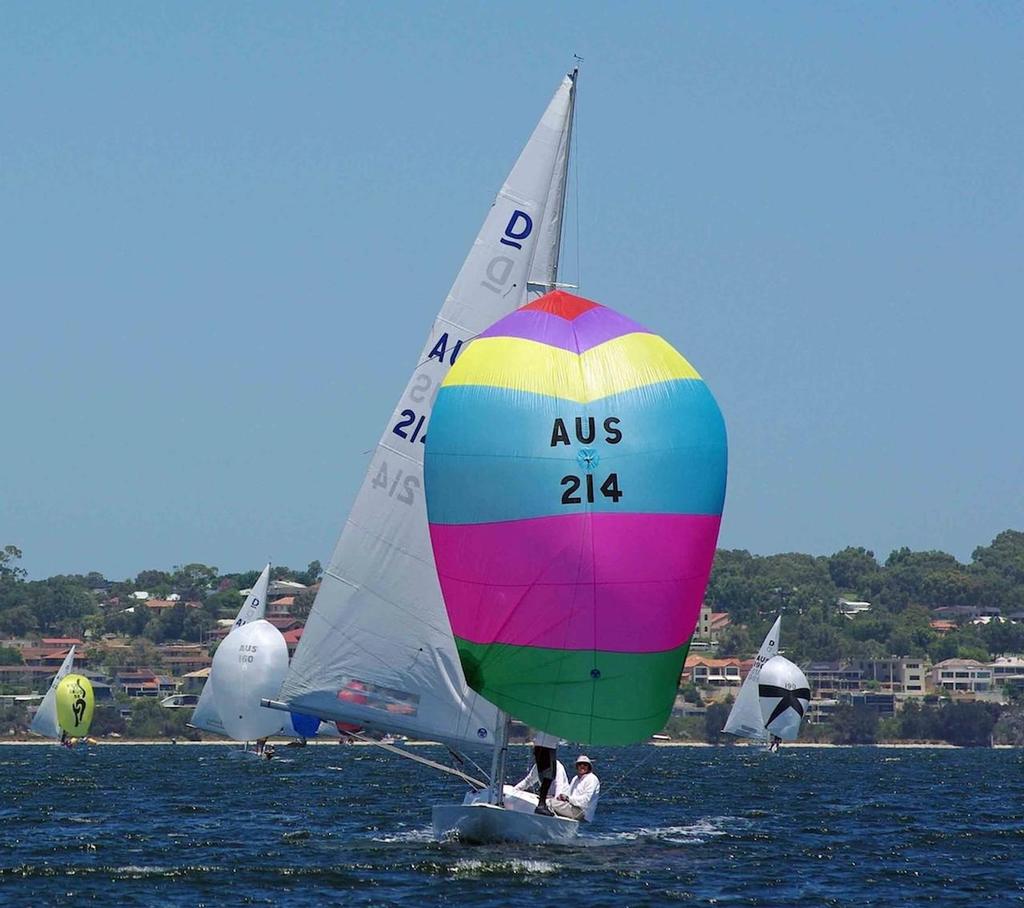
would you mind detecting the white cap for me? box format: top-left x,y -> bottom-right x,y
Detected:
575,754 -> 592,766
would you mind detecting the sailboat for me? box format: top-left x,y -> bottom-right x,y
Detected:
722,616 -> 811,747
424,288 -> 728,840
266,67 -> 730,843
29,645 -> 77,740
189,563 -> 274,738
264,70 -> 581,834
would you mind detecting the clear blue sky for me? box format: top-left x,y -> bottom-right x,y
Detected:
2,3 -> 1021,580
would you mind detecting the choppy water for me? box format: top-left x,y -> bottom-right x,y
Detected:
1,743 -> 1021,906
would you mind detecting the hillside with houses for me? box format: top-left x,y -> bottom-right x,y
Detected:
1,531 -> 1023,745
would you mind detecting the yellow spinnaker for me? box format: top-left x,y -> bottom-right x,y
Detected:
56,674 -> 94,737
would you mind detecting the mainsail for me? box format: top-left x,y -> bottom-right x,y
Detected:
723,615 -> 782,740
277,71 -> 578,748
189,564 -> 271,735
29,646 -> 76,739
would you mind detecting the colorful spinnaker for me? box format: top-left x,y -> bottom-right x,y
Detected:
424,290 -> 727,744
55,674 -> 95,738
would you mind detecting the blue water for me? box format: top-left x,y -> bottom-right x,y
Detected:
1,744 -> 1021,906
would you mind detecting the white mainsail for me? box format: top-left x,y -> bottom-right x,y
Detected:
189,564 -> 271,735
29,646 -> 76,739
723,616 -> 782,740
277,71 -> 578,749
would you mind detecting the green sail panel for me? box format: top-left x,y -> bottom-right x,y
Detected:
454,638 -> 691,745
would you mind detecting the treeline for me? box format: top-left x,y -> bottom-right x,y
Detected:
1,529 -> 1023,664
706,530 -> 1024,666
0,546 -> 321,649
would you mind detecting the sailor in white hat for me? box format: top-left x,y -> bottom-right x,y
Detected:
550,754 -> 600,822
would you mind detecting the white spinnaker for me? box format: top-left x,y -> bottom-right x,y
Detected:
759,656 -> 810,741
723,616 -> 782,740
278,72 -> 578,749
29,646 -> 76,739
211,619 -> 289,742
189,564 -> 271,735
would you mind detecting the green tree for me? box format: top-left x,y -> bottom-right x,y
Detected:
703,702 -> 732,744
830,704 -> 879,744
0,545 -> 26,583
828,546 -> 880,595
0,645 -> 23,665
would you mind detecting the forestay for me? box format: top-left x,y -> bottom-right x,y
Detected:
277,71 -> 578,748
29,646 -> 76,739
189,564 -> 270,735
723,615 -> 782,740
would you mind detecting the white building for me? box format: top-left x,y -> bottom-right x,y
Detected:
930,659 -> 992,693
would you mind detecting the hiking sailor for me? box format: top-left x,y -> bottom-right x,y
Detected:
550,755 -> 600,822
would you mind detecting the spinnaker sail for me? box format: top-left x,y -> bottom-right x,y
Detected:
276,71 -> 579,748
210,619 -> 289,742
758,655 -> 811,741
424,291 -> 728,744
29,646 -> 77,739
56,674 -> 94,738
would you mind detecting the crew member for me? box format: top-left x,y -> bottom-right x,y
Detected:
550,755 -> 600,822
528,731 -> 560,817
514,751 -> 568,801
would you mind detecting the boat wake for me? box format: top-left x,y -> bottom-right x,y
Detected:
586,815 -> 746,846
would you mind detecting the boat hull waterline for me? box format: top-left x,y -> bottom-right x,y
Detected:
432,803 -> 578,844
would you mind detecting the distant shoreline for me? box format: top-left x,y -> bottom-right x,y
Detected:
0,738 -> 1014,748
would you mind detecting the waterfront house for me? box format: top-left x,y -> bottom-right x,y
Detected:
685,655 -> 744,687
930,658 -> 992,693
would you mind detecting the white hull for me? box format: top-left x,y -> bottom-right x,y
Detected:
432,802 -> 578,844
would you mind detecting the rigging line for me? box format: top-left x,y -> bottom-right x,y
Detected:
342,729 -> 487,789
600,742 -> 664,799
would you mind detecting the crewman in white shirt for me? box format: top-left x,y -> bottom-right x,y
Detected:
549,754 -> 600,822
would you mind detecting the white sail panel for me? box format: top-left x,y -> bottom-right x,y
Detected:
278,72 -> 578,748
723,616 -> 782,740
188,564 -> 271,735
29,646 -> 76,739
759,655 -> 810,741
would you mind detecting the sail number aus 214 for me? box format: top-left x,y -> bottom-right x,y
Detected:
551,416 -> 624,506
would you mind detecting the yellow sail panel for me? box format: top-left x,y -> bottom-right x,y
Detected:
56,674 -> 94,737
447,333 -> 702,402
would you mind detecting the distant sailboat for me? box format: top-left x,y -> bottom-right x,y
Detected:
264,71 -> 580,833
56,673 -> 95,741
30,646 -> 77,739
189,564 -> 274,738
723,616 -> 810,747
189,564 -> 332,748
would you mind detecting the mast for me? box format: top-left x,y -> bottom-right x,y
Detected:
274,70 -> 579,749
487,711 -> 511,805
